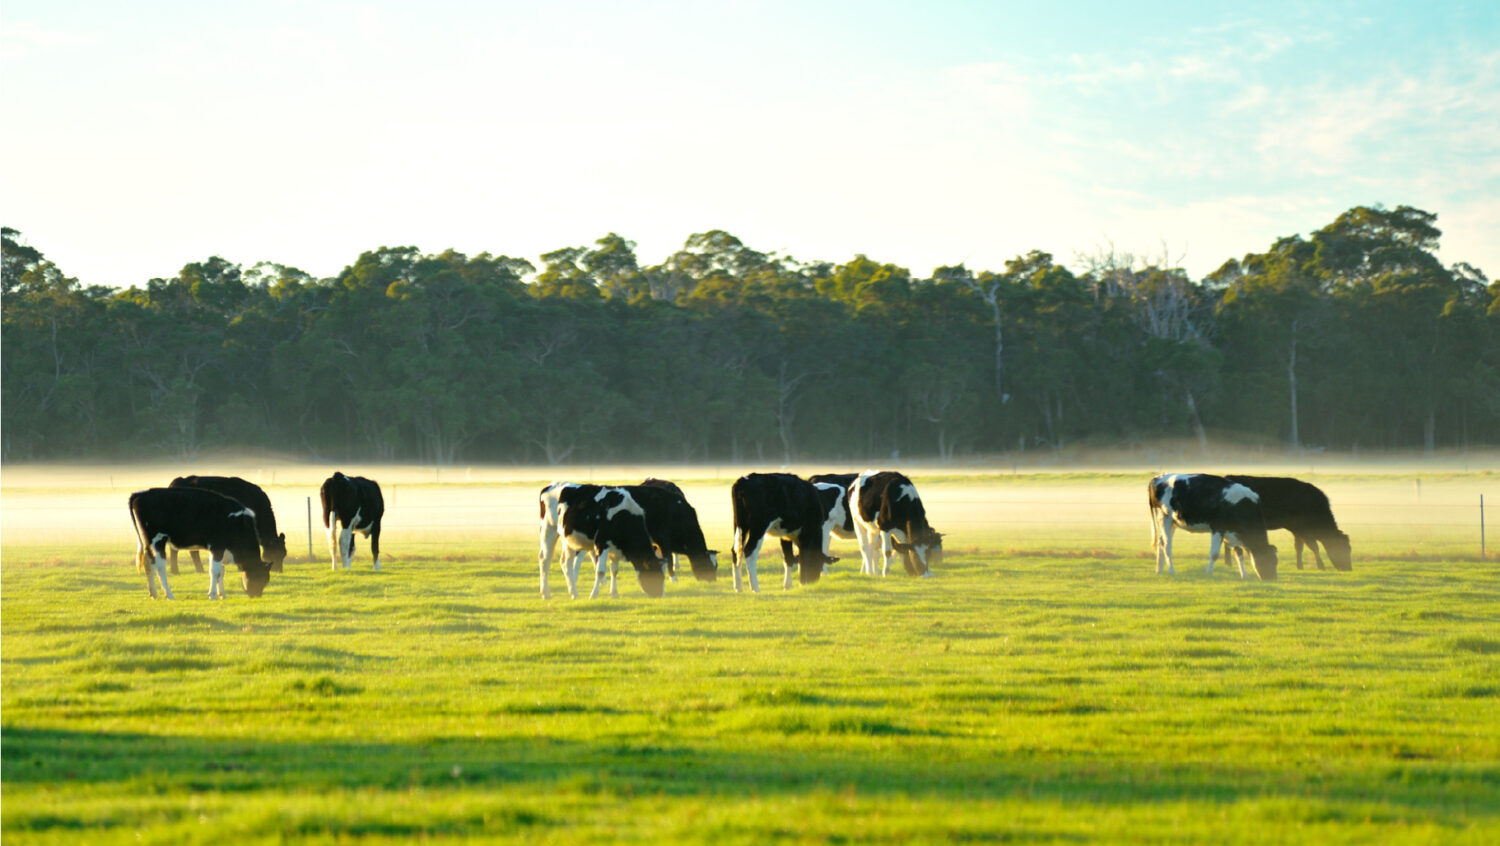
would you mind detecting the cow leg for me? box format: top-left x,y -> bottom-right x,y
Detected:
779,539 -> 797,590
151,548 -> 175,600
138,541 -> 158,599
586,549 -> 606,600
1207,532 -> 1222,574
539,523 -> 558,599
734,527 -> 765,594
369,526 -> 382,571
879,532 -> 897,577
1225,536 -> 1248,579
208,555 -> 225,600
1159,517 -> 1177,575
852,519 -> 877,575
608,551 -> 621,599
327,515 -> 341,570
169,547 -> 180,575
340,525 -> 355,569
668,553 -> 679,583
557,547 -> 582,599
1310,540 -> 1325,570
191,550 -> 204,573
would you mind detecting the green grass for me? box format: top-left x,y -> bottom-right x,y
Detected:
4,494 -> 1500,843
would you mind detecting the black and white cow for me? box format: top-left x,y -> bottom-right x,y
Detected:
1148,473 -> 1278,580
630,479 -> 719,584
1225,475 -> 1352,571
168,475 -> 288,574
321,472 -> 384,571
729,473 -> 842,592
849,471 -> 944,577
808,473 -> 859,544
538,482 -> 669,599
129,487 -> 272,599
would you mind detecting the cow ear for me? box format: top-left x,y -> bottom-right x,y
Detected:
278,533 -> 286,543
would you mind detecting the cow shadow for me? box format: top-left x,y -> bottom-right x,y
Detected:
3,725 -> 1485,830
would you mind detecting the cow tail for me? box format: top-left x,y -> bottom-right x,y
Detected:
729,485 -> 744,567
319,483 -> 332,529
1146,481 -> 1161,545
128,493 -> 149,573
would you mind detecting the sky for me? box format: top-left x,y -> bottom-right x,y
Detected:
3,0 -> 1497,288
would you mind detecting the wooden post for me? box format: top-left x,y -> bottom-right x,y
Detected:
307,497 -> 314,560
1482,495 -> 1487,561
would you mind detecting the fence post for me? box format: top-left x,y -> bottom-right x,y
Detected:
307,497 -> 313,561
1482,494 -> 1487,561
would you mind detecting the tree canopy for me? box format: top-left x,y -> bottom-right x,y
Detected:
3,208 -> 1496,464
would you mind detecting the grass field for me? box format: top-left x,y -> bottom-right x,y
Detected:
3,461 -> 1498,843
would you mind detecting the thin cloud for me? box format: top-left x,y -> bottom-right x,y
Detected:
0,20 -> 94,60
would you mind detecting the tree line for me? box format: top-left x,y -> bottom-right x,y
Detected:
3,204 -> 1497,465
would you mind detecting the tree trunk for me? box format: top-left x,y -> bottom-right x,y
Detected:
1185,388 -> 1208,455
1287,330 -> 1300,451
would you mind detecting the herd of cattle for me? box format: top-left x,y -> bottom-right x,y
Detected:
125,469 -> 1350,600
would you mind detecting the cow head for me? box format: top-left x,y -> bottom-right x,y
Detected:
633,556 -> 669,598
688,550 -> 719,582
798,548 -> 838,585
240,559 -> 272,597
894,527 -> 944,576
1326,533 -> 1353,571
1250,544 -> 1279,581
265,532 -> 289,573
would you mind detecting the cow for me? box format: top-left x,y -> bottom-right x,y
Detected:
321,472 -> 384,571
1225,475 -> 1352,571
539,482 -> 668,599
1148,473 -> 1278,580
630,479 -> 719,584
808,472 -> 860,544
167,475 -> 288,574
848,471 -> 944,577
128,487 -> 272,599
729,473 -> 842,592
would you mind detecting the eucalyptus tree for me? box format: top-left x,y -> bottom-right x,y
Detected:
1081,249 -> 1219,452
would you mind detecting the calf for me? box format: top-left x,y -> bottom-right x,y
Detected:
849,471 -> 944,577
1225,475 -> 1352,571
129,487 -> 272,599
321,472 -> 384,570
554,483 -> 669,598
1148,473 -> 1278,580
168,475 -> 288,573
729,473 -> 841,592
631,479 -> 719,584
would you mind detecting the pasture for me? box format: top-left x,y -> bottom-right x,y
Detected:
2,460 -> 1498,844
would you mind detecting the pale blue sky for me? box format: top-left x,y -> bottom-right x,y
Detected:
3,1 -> 1496,286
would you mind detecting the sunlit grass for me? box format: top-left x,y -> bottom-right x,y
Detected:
3,467 -> 1499,843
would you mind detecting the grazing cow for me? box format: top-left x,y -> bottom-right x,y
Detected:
849,471 -> 945,577
539,482 -> 668,598
630,479 -> 719,584
168,475 -> 288,574
129,487 -> 272,599
1148,473 -> 1278,580
1225,475 -> 1352,571
729,473 -> 842,592
321,472 -> 384,570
